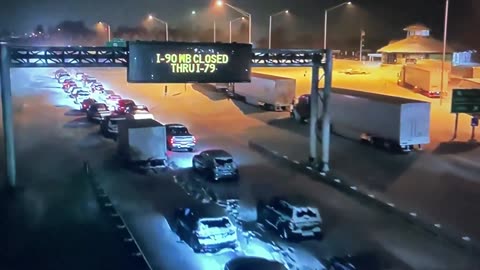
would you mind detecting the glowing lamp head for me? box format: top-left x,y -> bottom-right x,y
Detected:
191,10 -> 196,15
148,15 -> 153,20
241,16 -> 245,20
216,0 -> 223,6
347,1 -> 352,5
285,10 -> 289,13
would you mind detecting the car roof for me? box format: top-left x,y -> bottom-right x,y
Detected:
166,123 -> 186,128
225,257 -> 286,270
176,207 -> 227,219
92,102 -> 107,107
201,149 -> 232,158
119,99 -> 134,103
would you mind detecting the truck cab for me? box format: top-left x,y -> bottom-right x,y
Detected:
291,94 -> 311,123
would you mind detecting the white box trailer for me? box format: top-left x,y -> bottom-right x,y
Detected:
398,64 -> 449,98
230,73 -> 296,111
117,119 -> 168,170
292,88 -> 431,151
326,89 -> 431,151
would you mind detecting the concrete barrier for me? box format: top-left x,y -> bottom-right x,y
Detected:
83,161 -> 154,270
248,141 -> 480,255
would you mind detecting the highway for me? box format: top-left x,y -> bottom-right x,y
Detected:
2,67 -> 477,269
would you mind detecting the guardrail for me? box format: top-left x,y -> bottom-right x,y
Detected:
248,141 -> 480,255
83,161 -> 154,270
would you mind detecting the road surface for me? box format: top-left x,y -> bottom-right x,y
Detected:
1,66 -> 473,270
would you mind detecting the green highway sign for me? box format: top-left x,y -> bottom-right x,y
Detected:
451,89 -> 480,113
106,38 -> 127,47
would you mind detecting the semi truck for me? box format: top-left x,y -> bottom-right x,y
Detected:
117,119 -> 168,171
398,64 -> 449,98
223,73 -> 296,111
291,88 -> 431,152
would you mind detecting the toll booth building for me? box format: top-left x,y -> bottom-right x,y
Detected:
377,24 -> 454,64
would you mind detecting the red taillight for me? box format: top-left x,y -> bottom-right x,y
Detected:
170,136 -> 175,144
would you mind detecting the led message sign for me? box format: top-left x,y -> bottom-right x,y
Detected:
127,41 -> 252,83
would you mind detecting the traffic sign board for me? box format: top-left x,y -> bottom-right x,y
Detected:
472,116 -> 479,127
451,89 -> 480,113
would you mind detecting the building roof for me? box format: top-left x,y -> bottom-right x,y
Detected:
403,24 -> 430,31
377,36 -> 454,53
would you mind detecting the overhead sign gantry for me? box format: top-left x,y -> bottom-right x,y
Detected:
0,41 -> 332,188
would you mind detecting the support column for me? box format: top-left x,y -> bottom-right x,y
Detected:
321,50 -> 333,172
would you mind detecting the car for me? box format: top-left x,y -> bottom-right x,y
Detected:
97,89 -> 116,102
124,105 -> 154,120
225,257 -> 287,270
115,99 -> 136,113
257,197 -> 323,241
80,98 -> 97,111
82,75 -> 97,85
62,79 -> 77,91
166,124 -> 196,152
105,94 -> 122,109
57,73 -> 71,83
328,253 -> 382,270
54,69 -> 68,79
86,103 -> 111,122
343,69 -> 369,75
192,149 -> 239,181
66,85 -> 82,94
172,207 -> 238,253
72,90 -> 91,104
75,72 -> 85,81
100,113 -> 127,138
90,82 -> 105,93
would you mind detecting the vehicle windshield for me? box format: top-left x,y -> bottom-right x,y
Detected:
169,127 -> 189,135
199,218 -> 231,228
215,158 -> 233,165
295,208 -> 319,218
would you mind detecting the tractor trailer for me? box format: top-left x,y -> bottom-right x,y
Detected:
117,119 -> 168,171
398,64 -> 449,98
219,73 -> 296,111
291,88 -> 431,152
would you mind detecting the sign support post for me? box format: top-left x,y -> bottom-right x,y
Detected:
452,113 -> 459,140
0,43 -> 17,188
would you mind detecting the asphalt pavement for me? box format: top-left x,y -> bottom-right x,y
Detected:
79,68 -> 477,269
0,69 -> 143,270
1,67 -> 479,270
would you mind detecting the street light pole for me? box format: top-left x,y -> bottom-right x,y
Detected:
324,1 -> 351,49
229,17 -> 245,43
269,15 -> 272,49
214,20 -> 216,42
148,15 -> 169,41
216,1 -> 252,43
323,10 -> 328,49
268,10 -> 289,49
440,0 -> 449,105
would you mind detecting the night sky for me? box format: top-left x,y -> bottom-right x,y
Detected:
1,0 -> 479,48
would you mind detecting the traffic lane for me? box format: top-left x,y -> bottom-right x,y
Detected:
81,68 -> 476,266
2,68 -> 140,270
93,155 -> 242,270
250,116 -> 480,238
166,132 -> 476,269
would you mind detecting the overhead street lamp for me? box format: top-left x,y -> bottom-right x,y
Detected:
269,9 -> 289,49
98,21 -> 111,42
324,1 -> 351,49
229,16 -> 245,43
216,0 -> 252,44
148,14 -> 169,41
